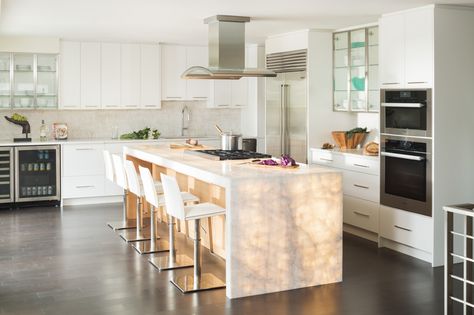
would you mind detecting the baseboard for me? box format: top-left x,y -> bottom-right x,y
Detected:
343,224 -> 378,243
378,237 -> 433,264
62,195 -> 122,206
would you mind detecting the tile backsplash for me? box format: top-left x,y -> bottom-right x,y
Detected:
0,101 -> 241,140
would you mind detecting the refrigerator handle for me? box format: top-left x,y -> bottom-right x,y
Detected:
283,84 -> 289,155
280,84 -> 284,155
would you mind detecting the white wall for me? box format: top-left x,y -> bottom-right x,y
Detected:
357,113 -> 380,143
432,6 -> 474,266
307,30 -> 357,156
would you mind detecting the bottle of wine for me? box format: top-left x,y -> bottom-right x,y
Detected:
39,120 -> 48,141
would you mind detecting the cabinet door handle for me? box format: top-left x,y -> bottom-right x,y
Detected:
394,225 -> 412,232
233,104 -> 244,107
382,82 -> 400,85
353,163 -> 369,168
166,96 -> 182,99
353,211 -> 370,218
407,81 -> 427,84
353,184 -> 369,189
217,104 -> 229,107
320,157 -> 333,162
192,96 -> 208,99
76,185 -> 94,189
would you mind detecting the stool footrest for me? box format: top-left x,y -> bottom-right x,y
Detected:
132,240 -> 169,254
171,273 -> 225,293
149,254 -> 194,271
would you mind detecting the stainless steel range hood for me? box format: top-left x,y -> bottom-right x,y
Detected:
181,15 -> 276,80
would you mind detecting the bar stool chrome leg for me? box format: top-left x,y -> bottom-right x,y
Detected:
170,219 -> 225,293
120,197 -> 151,242
133,205 -> 169,254
149,215 -> 193,270
107,190 -> 136,230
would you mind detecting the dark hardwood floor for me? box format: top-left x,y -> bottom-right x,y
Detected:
0,204 -> 443,315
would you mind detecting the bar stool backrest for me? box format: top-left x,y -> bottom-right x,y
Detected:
103,150 -> 114,183
124,160 -> 142,197
160,173 -> 185,221
112,154 -> 128,190
138,166 -> 159,208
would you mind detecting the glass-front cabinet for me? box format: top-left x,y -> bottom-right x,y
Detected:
0,52 -> 58,109
333,26 -> 379,112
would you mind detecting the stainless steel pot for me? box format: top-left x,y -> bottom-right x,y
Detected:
221,133 -> 242,150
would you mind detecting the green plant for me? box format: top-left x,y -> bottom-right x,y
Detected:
345,127 -> 368,139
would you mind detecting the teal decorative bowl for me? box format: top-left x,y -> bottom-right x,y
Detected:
352,77 -> 365,91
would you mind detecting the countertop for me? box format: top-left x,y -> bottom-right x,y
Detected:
311,147 -> 379,160
0,136 -> 220,147
125,144 -> 339,188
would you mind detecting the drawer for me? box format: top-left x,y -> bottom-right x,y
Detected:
311,149 -> 344,168
104,178 -> 124,196
62,176 -> 105,199
343,155 -> 379,175
343,170 -> 379,203
379,205 -> 432,252
63,144 -> 105,177
343,195 -> 379,233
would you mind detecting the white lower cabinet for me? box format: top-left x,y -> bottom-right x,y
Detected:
311,148 -> 380,235
343,195 -> 379,233
62,176 -> 105,199
379,205 -> 432,253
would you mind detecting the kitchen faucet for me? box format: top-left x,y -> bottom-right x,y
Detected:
181,105 -> 190,136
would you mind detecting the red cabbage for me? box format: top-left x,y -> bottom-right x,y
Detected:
259,159 -> 279,166
280,155 -> 296,167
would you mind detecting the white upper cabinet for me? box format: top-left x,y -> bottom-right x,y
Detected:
231,79 -> 248,107
161,45 -> 187,100
185,46 -> 209,100
100,43 -> 121,108
60,41 -> 81,109
210,81 -> 232,107
404,8 -> 433,87
120,44 -> 141,107
379,14 -> 404,88
80,42 -> 101,108
379,7 -> 434,88
140,44 -> 161,108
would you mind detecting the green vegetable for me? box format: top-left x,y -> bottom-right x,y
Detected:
11,113 -> 27,122
345,127 -> 368,139
120,127 -> 161,140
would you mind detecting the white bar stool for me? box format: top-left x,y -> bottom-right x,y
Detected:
160,173 -> 226,293
119,159 -> 161,245
106,151 -> 135,231
139,166 -> 198,269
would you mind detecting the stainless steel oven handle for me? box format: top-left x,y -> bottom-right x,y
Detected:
381,102 -> 424,108
381,151 -> 425,161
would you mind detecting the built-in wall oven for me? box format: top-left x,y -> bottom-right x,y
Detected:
381,89 -> 432,137
380,134 -> 432,216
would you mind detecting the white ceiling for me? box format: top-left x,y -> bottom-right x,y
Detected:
1,0 -> 474,45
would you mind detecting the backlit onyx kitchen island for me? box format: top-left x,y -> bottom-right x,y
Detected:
124,144 -> 343,299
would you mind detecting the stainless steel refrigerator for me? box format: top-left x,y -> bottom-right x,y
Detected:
265,70 -> 307,163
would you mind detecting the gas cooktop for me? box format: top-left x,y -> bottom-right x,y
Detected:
186,150 -> 272,161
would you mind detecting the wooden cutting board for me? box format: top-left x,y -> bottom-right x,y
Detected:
169,143 -> 206,150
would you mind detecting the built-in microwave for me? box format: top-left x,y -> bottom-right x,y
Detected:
381,89 -> 432,138
380,134 -> 432,217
